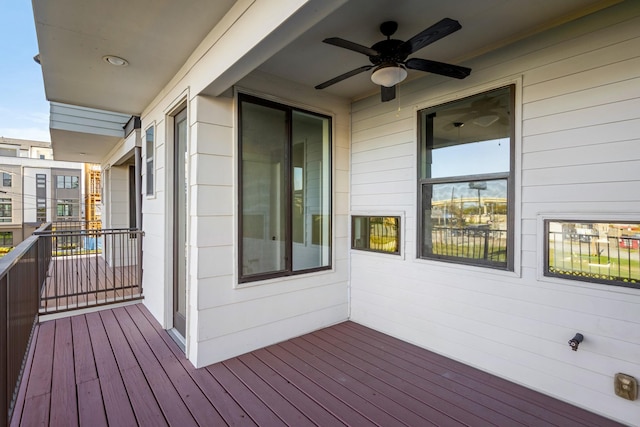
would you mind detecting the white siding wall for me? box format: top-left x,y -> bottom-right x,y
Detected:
140,72 -> 350,368
137,0 -> 349,367
141,117 -> 167,324
105,165 -> 130,229
348,2 -> 640,424
187,73 -> 350,367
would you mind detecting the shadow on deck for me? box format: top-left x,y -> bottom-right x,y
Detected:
11,304 -> 623,426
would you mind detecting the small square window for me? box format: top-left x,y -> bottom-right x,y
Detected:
352,216 -> 401,255
2,173 -> 12,187
545,220 -> 640,289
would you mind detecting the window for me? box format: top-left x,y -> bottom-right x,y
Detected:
352,216 -> 400,255
36,174 -> 47,222
145,126 -> 155,196
0,147 -> 17,157
0,198 -> 11,222
545,220 -> 640,289
238,94 -> 331,282
0,231 -> 12,246
57,199 -> 78,218
2,173 -> 11,187
418,85 -> 514,269
56,175 -> 79,189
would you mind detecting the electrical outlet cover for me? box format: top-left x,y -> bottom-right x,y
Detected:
614,373 -> 638,401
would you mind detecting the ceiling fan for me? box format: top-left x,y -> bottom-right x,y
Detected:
315,18 -> 471,102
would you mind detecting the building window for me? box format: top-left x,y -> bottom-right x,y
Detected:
0,231 -> 12,246
57,199 -> 78,218
352,216 -> 400,255
36,174 -> 47,222
0,198 -> 11,222
56,175 -> 79,189
418,85 -> 514,270
238,94 -> 331,282
145,126 -> 155,196
2,173 -> 12,187
545,220 -> 640,289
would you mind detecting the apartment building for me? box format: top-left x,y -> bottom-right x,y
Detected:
0,137 -> 83,246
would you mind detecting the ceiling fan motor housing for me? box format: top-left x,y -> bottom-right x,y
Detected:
370,39 -> 410,65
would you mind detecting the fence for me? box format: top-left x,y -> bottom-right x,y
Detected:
431,226 -> 508,264
37,228 -> 144,314
1,223 -> 51,426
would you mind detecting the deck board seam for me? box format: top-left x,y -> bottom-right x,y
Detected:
321,325 -> 534,426
339,322 -> 598,426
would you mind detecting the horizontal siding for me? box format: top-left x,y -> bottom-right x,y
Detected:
523,160 -> 640,186
523,118 -> 640,153
187,76 -> 350,367
348,2 -> 640,425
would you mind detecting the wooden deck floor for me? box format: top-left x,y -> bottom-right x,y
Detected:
12,304 -> 623,426
39,256 -> 141,314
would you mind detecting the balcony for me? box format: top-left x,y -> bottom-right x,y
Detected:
2,225 -> 625,426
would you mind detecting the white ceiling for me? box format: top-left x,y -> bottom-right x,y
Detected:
259,0 -> 619,101
33,0 -> 618,116
32,0 -> 236,115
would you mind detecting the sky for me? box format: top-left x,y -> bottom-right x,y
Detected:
0,1 -> 51,142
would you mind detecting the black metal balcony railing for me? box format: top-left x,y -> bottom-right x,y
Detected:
37,227 -> 144,314
547,232 -> 640,287
430,226 -> 508,264
1,223 -> 51,427
1,223 -> 143,426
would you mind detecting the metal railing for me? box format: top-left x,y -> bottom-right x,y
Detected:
431,226 -> 508,264
1,223 -> 51,426
547,232 -> 640,287
36,228 -> 144,314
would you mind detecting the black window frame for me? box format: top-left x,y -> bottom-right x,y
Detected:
36,173 -> 47,222
56,175 -> 79,189
544,219 -> 640,289
417,85 -> 515,271
237,93 -> 332,283
145,125 -> 155,196
0,231 -> 13,246
56,199 -> 78,218
0,198 -> 11,222
351,215 -> 401,255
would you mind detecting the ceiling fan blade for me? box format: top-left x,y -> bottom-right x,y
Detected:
381,85 -> 396,102
405,58 -> 471,79
401,18 -> 462,54
315,65 -> 373,90
323,37 -> 379,57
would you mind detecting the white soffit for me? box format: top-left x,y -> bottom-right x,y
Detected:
49,102 -> 130,163
33,0 -> 236,115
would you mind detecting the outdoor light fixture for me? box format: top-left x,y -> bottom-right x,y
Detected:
371,64 -> 407,87
473,114 -> 500,127
103,55 -> 129,67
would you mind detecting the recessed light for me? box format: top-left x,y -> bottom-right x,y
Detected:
103,55 -> 129,67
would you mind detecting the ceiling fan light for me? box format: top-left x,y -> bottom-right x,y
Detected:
473,114 -> 499,127
371,64 -> 407,87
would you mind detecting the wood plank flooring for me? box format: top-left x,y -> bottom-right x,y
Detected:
12,304 -> 624,426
